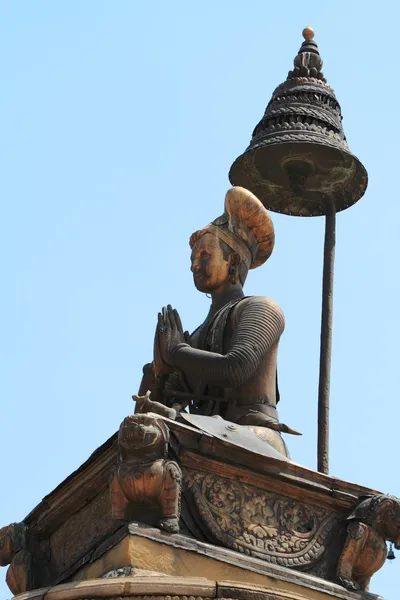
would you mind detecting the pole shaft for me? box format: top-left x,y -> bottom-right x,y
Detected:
317,199 -> 336,475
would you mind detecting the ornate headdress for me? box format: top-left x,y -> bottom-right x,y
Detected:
189,187 -> 275,270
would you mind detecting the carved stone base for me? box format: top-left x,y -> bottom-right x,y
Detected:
10,546 -> 383,600
63,524 -> 381,600
3,417 -> 389,599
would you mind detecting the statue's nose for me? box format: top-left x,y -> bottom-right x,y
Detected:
191,263 -> 200,273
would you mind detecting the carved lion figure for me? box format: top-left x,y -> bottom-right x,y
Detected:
0,522 -> 32,595
110,413 -> 181,533
337,494 -> 400,591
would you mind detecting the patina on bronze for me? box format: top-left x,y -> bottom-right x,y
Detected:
0,523 -> 33,595
337,495 -> 400,591
229,27 -> 368,474
136,186 -> 294,458
111,413 -> 182,534
1,26 -> 395,600
229,26 -> 367,216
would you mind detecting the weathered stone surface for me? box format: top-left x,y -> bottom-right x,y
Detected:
10,574 -> 383,600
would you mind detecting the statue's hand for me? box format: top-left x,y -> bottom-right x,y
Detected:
154,326 -> 173,378
157,305 -> 186,366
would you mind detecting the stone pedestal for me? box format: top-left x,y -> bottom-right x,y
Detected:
2,418 -> 388,600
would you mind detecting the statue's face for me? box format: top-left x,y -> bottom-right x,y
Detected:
119,416 -> 163,451
191,233 -> 230,293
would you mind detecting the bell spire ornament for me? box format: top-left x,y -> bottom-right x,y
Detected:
229,28 -> 368,474
229,27 -> 367,216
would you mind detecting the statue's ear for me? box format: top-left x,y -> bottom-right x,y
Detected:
229,252 -> 241,268
228,252 -> 241,285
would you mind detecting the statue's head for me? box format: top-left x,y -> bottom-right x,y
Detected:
0,523 -> 26,566
189,187 -> 274,294
190,231 -> 244,293
0,526 -> 14,566
375,496 -> 400,548
348,495 -> 400,548
118,414 -> 169,461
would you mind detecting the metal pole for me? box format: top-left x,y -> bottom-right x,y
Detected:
317,198 -> 336,474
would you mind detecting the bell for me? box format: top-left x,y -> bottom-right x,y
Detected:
387,543 -> 396,561
229,27 -> 368,216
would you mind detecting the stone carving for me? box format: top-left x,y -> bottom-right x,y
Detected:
337,494 -> 400,591
111,413 -> 182,533
185,470 -> 337,568
0,522 -> 32,595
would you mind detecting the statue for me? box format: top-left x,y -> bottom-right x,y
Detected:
337,494 -> 400,592
0,523 -> 33,595
137,186 -> 299,456
110,413 -> 182,533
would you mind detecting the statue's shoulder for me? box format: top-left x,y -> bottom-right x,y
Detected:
235,296 -> 285,322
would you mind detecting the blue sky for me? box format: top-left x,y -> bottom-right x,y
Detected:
1,1 -> 399,598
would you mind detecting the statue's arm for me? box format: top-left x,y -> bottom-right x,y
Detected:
164,370 -> 187,394
169,297 -> 284,388
164,369 -> 190,411
137,363 -> 168,404
137,363 -> 187,405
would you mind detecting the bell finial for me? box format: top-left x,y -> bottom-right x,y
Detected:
288,26 -> 325,81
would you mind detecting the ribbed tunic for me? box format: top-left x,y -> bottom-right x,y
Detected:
169,296 -> 285,425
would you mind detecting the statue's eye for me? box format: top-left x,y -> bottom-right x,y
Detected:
144,432 -> 152,442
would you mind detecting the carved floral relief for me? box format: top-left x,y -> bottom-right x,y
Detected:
184,470 -> 338,569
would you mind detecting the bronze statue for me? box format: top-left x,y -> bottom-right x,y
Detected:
137,186 -> 298,456
0,523 -> 32,595
111,413 -> 182,533
337,495 -> 400,591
